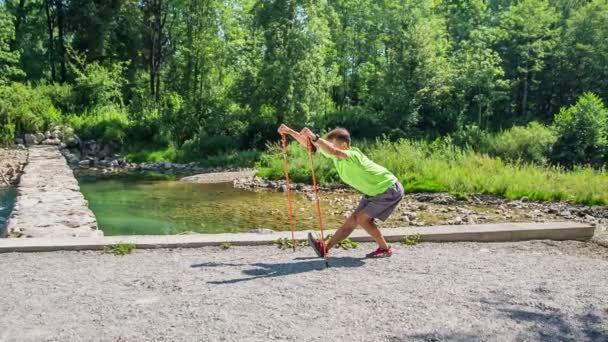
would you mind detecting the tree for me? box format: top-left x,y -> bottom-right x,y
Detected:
0,5 -> 24,85
551,92 -> 608,167
494,0 -> 559,123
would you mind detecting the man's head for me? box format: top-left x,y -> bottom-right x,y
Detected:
326,128 -> 351,149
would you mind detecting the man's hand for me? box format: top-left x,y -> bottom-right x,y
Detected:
300,127 -> 316,141
278,124 -> 291,135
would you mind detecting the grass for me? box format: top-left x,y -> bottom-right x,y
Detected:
402,234 -> 423,246
257,139 -> 608,205
220,242 -> 232,250
273,238 -> 308,250
104,243 -> 136,255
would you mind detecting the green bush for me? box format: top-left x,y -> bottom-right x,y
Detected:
0,83 -> 63,143
68,105 -> 130,144
71,62 -> 125,112
483,122 -> 557,165
551,92 -> 608,167
451,125 -> 489,149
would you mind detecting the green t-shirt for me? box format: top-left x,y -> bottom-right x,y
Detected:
320,147 -> 398,196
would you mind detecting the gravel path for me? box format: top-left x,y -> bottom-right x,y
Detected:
1,241 -> 607,342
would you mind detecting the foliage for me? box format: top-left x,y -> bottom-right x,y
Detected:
104,243 -> 136,256
0,7 -> 24,85
67,105 -> 130,144
220,242 -> 232,250
551,93 -> 608,167
1,0 -> 608,170
0,83 -> 63,144
258,138 -> 608,205
402,234 -> 422,246
483,122 -> 557,165
273,238 -> 308,250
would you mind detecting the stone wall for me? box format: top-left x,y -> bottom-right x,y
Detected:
6,146 -> 102,238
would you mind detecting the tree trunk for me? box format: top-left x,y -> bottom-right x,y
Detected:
521,60 -> 529,119
55,0 -> 67,83
44,0 -> 56,82
12,0 -> 26,50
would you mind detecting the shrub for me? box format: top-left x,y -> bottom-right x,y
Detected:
451,125 -> 488,150
0,83 -> 63,142
68,105 -> 130,144
551,92 -> 608,167
483,122 -> 556,165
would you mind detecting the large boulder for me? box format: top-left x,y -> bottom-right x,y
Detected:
98,144 -> 112,159
24,134 -> 36,146
41,138 -> 61,145
64,135 -> 81,148
34,133 -> 45,144
65,153 -> 80,165
84,140 -> 98,156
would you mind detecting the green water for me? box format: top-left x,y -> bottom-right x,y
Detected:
79,174 -> 353,236
0,187 -> 16,235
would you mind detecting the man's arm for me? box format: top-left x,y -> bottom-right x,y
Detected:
300,128 -> 348,160
278,124 -> 310,149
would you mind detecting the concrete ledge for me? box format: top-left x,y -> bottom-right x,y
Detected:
0,222 -> 595,253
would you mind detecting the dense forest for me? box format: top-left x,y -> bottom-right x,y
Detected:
0,0 -> 607,166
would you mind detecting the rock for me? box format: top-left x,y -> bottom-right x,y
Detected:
402,212 -> 417,221
448,216 -> 463,225
14,138 -> 24,145
65,153 -> 80,165
24,134 -> 36,146
41,138 -> 61,145
65,135 -> 80,148
16,144 -> 26,150
109,159 -> 120,168
34,133 -> 45,144
164,162 -> 172,169
84,140 -> 98,156
306,193 -> 316,201
559,210 -> 572,217
78,159 -> 92,168
98,145 -> 112,159
520,196 -> 529,202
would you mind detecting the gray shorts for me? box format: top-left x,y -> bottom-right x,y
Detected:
355,181 -> 404,221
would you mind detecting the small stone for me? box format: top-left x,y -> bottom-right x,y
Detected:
559,210 -> 572,217
78,159 -> 92,168
520,196 -> 529,202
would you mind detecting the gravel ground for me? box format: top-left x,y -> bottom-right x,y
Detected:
1,241 -> 607,342
179,170 -> 257,184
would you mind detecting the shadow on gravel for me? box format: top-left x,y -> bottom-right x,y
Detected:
198,257 -> 365,285
480,299 -> 607,341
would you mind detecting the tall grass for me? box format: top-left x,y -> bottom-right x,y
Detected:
257,139 -> 608,205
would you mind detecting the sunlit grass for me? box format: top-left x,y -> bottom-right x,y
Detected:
257,139 -> 608,205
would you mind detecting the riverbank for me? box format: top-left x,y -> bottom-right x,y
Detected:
0,241 -> 606,341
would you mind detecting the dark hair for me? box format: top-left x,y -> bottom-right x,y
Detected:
326,128 -> 351,145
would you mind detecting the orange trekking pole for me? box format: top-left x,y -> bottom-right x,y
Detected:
306,138 -> 329,267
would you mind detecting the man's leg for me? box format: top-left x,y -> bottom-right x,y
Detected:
324,212 -> 358,251
356,211 -> 390,250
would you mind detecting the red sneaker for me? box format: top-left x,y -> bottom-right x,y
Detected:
366,246 -> 393,258
307,232 -> 327,257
